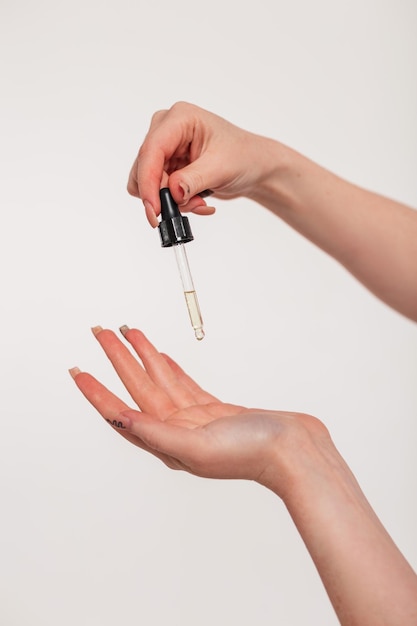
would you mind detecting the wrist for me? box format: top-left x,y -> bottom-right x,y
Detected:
257,413 -> 369,520
256,413 -> 341,501
263,421 -> 417,626
246,137 -> 308,216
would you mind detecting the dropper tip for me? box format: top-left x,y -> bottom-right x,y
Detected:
195,328 -> 205,341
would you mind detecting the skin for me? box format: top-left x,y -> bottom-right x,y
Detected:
71,102 -> 417,624
71,326 -> 417,626
128,102 -> 417,321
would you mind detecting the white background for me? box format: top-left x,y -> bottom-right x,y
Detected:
1,1 -> 416,624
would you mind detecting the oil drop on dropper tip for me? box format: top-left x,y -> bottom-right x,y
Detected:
158,188 -> 205,341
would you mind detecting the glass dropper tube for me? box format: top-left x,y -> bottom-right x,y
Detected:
174,243 -> 205,341
158,187 -> 205,341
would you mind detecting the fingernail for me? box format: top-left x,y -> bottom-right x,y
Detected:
119,325 -> 130,337
143,200 -> 159,228
179,181 -> 191,205
69,366 -> 81,379
105,416 -> 131,430
91,325 -> 103,337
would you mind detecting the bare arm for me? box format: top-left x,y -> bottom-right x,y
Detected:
70,326 -> 417,625
128,102 -> 417,321
266,427 -> 417,625
250,140 -> 417,321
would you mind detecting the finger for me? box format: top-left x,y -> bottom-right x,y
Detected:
129,145 -> 163,203
127,108 -> 169,199
144,197 -> 160,228
69,368 -> 137,444
121,409 -> 204,472
198,189 -> 214,199
70,369 -> 182,467
127,155 -> 140,197
171,193 -> 215,215
131,114 -> 192,215
190,205 -> 216,216
134,103 -> 221,214
160,352 -> 220,404
168,152 -> 232,207
92,327 -> 176,418
119,326 -> 198,408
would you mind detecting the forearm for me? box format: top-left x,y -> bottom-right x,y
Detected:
265,438 -> 417,625
249,138 -> 417,321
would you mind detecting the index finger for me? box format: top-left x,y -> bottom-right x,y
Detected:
127,104 -> 198,216
92,327 -> 176,418
126,110 -> 178,203
120,326 -> 216,406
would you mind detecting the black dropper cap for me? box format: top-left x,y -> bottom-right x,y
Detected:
158,188 -> 194,248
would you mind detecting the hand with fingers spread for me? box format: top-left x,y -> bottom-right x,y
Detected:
70,325 -> 323,487
70,325 -> 417,625
70,101 -> 417,625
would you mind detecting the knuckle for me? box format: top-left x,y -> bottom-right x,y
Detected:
170,100 -> 194,115
151,108 -> 167,125
127,178 -> 138,196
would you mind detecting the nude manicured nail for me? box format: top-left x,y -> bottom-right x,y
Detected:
119,325 -> 130,337
143,200 -> 158,228
91,325 -> 103,337
69,366 -> 81,379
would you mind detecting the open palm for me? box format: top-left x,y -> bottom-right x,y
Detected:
71,326 -> 324,487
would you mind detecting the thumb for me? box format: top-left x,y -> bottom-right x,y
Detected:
169,154 -> 226,206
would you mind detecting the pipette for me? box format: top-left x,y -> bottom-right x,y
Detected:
158,188 -> 205,341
